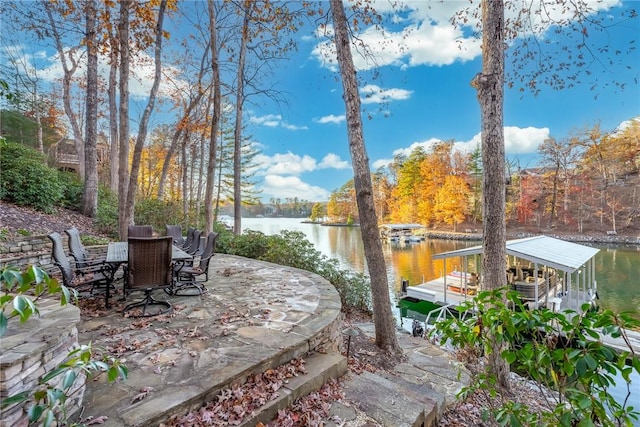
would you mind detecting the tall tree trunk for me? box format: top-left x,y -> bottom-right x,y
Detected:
548,161 -> 559,228
204,0 -> 221,234
472,0 -> 509,390
181,130 -> 189,225
44,0 -> 85,179
34,87 -> 43,154
157,43 -> 207,200
232,2 -> 250,235
108,28 -> 120,194
329,0 -> 400,354
125,0 -> 167,231
83,0 -> 99,217
157,90 -> 205,199
117,0 -> 131,239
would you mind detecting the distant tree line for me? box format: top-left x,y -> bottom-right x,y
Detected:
326,121 -> 640,234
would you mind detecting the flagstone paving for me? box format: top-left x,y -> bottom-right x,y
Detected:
78,254 -> 343,427
76,253 -> 469,426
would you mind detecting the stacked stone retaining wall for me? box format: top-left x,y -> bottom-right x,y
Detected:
0,301 -> 84,426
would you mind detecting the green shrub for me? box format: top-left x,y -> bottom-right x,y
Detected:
57,171 -> 84,210
0,142 -> 64,213
433,289 -> 640,426
95,186 -> 118,238
135,198 -> 184,231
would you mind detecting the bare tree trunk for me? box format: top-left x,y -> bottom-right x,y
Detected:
329,0 -> 400,354
472,0 -> 509,390
108,29 -> 120,194
204,0 -> 221,234
34,88 -> 43,154
117,0 -> 131,239
83,0 -> 98,217
232,2 -> 250,235
181,130 -> 189,225
548,162 -> 559,228
125,0 -> 167,230
44,0 -> 85,179
157,90 -> 204,199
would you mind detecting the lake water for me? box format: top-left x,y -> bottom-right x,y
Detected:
241,217 -> 640,419
242,218 -> 640,320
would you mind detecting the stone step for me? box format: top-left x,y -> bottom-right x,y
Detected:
239,352 -> 348,427
338,370 -> 440,427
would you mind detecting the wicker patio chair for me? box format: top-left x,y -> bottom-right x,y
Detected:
128,225 -> 153,238
173,232 -> 218,296
123,236 -> 174,317
48,232 -> 112,305
65,227 -> 105,269
165,225 -> 184,246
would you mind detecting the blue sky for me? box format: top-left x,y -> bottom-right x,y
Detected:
2,0 -> 639,203
243,0 -> 639,202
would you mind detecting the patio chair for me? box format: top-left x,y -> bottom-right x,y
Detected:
128,225 -> 153,238
180,227 -> 196,250
173,232 -> 218,296
165,224 -> 184,246
65,227 -> 105,269
123,236 -> 173,317
185,229 -> 203,256
48,232 -> 112,306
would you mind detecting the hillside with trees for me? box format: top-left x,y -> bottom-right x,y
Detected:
325,120 -> 640,237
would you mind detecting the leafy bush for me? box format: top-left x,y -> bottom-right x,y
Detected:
0,265 -> 127,427
135,197 -> 184,231
0,142 -> 64,213
57,171 -> 84,210
433,289 -> 640,426
95,186 -> 118,238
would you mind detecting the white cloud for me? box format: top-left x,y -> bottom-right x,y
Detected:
614,116 -> 640,134
319,153 -> 350,169
310,1 -> 620,72
359,84 -> 413,104
4,43 -> 188,101
254,151 -> 351,176
262,175 -> 330,201
250,114 -> 284,127
372,158 -> 393,170
315,114 -> 346,124
385,126 -> 550,163
391,137 -> 443,158
254,152 -> 318,176
310,6 -> 481,71
249,114 -> 308,130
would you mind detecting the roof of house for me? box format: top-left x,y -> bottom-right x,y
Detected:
432,235 -> 600,273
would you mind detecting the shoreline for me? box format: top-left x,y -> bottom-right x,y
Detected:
421,229 -> 640,246
311,219 -> 639,246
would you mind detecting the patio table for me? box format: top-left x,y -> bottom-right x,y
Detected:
104,241 -> 192,308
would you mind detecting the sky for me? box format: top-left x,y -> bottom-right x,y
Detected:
2,0 -> 639,203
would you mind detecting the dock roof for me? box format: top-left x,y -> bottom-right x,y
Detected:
432,235 -> 600,273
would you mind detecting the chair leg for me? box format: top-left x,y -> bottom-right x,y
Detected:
123,292 -> 172,317
171,279 -> 207,296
